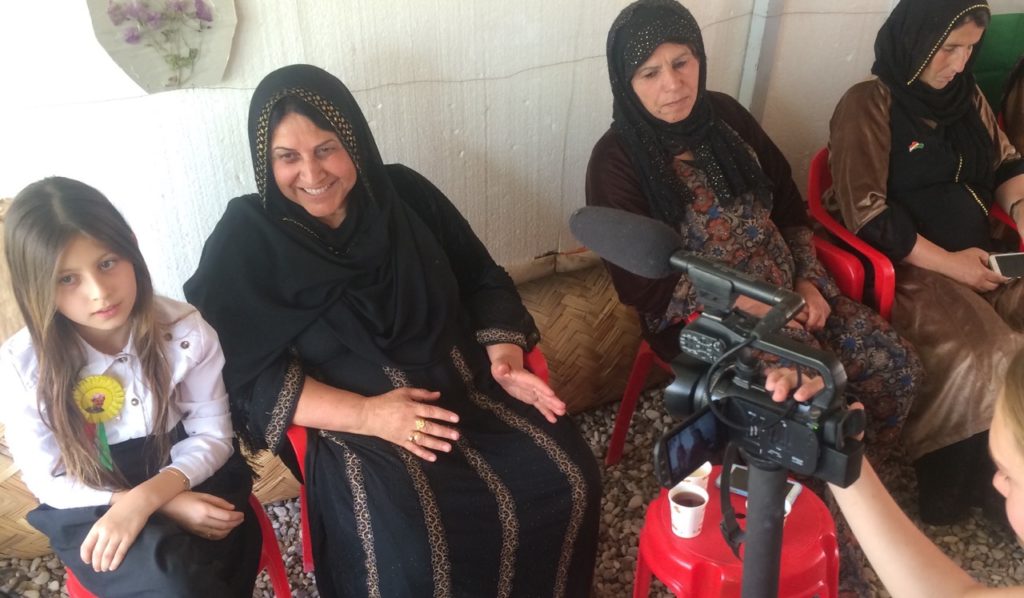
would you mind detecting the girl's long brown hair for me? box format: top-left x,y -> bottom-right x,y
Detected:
4,177 -> 171,490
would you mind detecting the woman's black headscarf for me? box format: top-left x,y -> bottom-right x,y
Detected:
607,0 -> 771,227
185,64 -> 455,394
872,0 -> 993,188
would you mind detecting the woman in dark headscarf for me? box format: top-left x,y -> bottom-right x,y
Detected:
827,0 -> 1024,524
587,1 -> 920,471
185,64 -> 600,598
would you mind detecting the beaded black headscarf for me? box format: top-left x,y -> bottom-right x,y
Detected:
185,65 -> 456,395
607,0 -> 771,227
872,0 -> 993,190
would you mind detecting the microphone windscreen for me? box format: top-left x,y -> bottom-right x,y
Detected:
569,206 -> 683,279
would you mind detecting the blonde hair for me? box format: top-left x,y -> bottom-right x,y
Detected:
998,347 -> 1024,457
4,177 -> 171,491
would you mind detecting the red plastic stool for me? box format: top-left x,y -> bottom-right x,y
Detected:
65,494 -> 291,597
633,466 -> 838,598
605,339 -> 674,466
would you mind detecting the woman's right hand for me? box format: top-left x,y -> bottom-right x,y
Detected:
159,492 -> 244,540
80,491 -> 152,572
939,247 -> 1006,292
763,367 -> 825,403
362,387 -> 460,462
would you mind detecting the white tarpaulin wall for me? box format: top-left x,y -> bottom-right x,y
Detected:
2,0 -> 1024,296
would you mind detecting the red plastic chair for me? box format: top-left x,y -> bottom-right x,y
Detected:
632,466 -> 838,597
286,345 -> 551,573
65,494 -> 291,598
605,340 -> 672,466
807,147 -> 897,321
807,147 -> 1023,321
603,235 -> 864,466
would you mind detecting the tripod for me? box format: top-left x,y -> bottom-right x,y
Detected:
731,450 -> 795,598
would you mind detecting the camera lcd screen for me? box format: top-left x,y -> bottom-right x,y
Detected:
660,406 -> 724,486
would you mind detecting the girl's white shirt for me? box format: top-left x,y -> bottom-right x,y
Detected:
0,296 -> 234,509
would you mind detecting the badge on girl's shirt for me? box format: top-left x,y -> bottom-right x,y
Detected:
74,375 -> 125,471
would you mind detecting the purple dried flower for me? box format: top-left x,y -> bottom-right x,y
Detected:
123,0 -> 143,20
142,9 -> 163,28
167,0 -> 188,12
123,25 -> 143,44
107,1 -> 128,26
194,0 -> 213,23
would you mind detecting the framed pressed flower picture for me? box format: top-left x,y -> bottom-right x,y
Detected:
86,0 -> 237,92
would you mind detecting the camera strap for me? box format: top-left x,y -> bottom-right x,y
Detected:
719,441 -> 745,559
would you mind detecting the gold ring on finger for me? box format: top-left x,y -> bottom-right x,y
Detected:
407,434 -> 416,442
411,431 -> 421,444
414,418 -> 427,431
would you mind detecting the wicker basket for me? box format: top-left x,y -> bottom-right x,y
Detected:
518,263 -> 645,414
249,451 -> 300,504
0,423 -> 52,558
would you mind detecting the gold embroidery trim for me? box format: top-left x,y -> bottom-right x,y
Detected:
324,433 -> 382,598
381,364 -> 451,596
964,183 -> 989,216
265,355 -> 304,452
449,346 -> 587,598
475,328 -> 528,349
396,448 -> 452,598
253,87 -> 363,205
456,439 -> 518,598
907,5 -> 989,85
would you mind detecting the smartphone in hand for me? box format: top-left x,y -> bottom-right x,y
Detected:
989,252 -> 1024,278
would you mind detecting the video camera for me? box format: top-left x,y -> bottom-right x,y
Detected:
568,206 -> 865,488
656,251 -> 865,488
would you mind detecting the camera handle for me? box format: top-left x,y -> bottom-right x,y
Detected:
720,443 -> 790,598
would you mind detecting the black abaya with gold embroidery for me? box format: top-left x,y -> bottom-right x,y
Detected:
184,64 -> 600,598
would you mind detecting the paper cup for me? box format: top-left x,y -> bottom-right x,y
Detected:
683,461 -> 713,490
667,481 -> 709,538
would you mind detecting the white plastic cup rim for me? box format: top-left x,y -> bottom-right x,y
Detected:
683,460 -> 713,489
668,481 -> 709,538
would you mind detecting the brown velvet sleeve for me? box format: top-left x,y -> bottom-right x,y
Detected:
970,84 -> 1024,199
825,79 -> 894,233
1006,75 -> 1024,154
584,130 -> 691,329
974,86 -> 1022,167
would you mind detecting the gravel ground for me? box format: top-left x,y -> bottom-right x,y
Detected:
3,389 -> 1022,597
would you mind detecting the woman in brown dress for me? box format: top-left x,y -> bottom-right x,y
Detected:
827,0 -> 1024,524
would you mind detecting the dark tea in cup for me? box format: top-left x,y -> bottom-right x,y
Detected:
671,491 -> 705,508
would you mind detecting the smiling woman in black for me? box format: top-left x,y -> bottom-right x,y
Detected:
185,64 -> 599,598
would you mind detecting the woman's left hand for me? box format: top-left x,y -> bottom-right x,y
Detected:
793,279 -> 831,332
159,491 -> 244,541
487,343 -> 566,423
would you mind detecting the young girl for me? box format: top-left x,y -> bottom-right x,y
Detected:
0,177 -> 261,596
